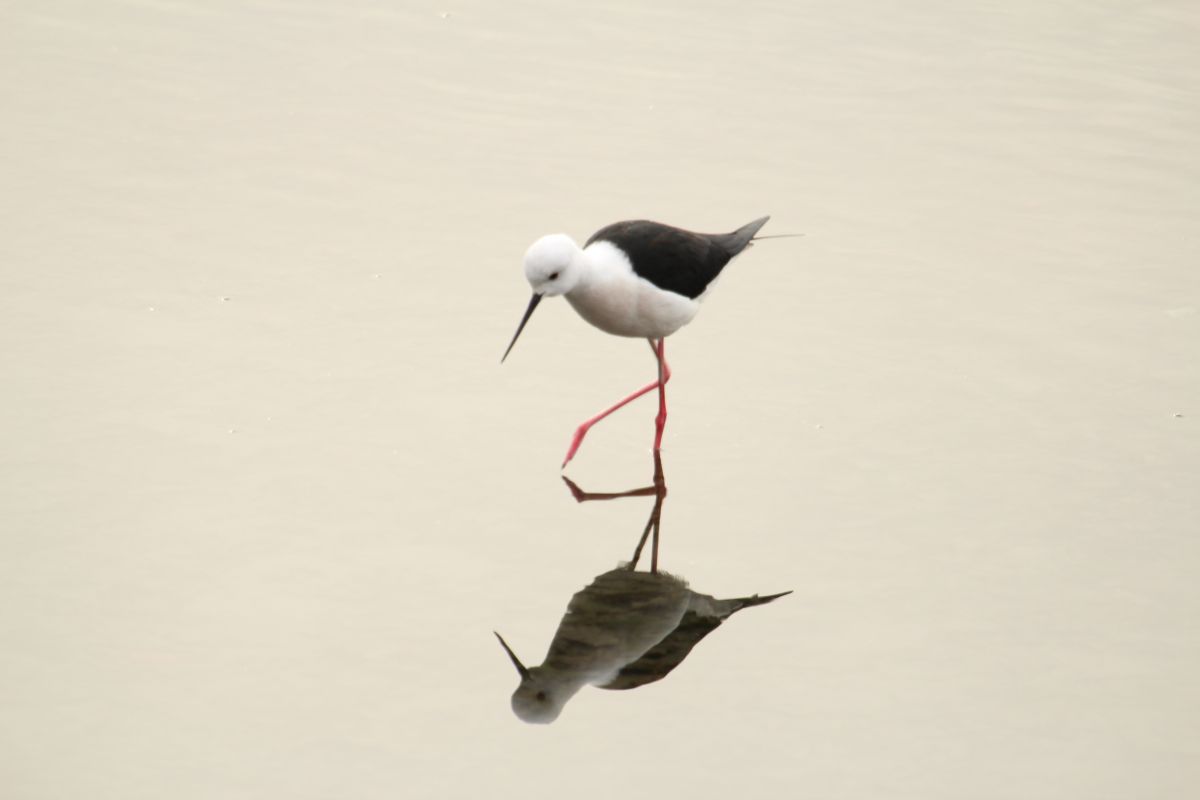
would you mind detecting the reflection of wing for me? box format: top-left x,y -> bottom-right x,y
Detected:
597,609 -> 719,690
596,590 -> 792,691
540,569 -> 690,685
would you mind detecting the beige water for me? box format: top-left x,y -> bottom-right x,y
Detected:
2,1 -> 1198,798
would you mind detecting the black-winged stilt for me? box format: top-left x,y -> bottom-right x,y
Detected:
502,216 -> 773,466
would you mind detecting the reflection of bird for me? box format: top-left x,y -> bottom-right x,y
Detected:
502,217 -> 772,467
495,568 -> 790,724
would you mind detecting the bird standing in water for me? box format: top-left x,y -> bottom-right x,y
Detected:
502,216 -> 772,467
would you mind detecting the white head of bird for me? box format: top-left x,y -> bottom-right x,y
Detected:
524,234 -> 585,296
501,234 -> 587,363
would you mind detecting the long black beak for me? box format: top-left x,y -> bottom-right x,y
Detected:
493,631 -> 530,679
501,293 -> 543,363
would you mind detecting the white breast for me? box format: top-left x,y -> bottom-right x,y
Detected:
565,241 -> 700,339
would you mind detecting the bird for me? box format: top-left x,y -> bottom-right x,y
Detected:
501,216 -> 774,467
494,568 -> 791,724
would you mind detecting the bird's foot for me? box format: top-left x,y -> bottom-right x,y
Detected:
561,475 -> 587,502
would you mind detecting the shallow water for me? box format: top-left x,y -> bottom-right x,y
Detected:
2,1 -> 1198,797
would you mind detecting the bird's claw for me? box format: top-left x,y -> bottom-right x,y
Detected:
561,475 -> 587,502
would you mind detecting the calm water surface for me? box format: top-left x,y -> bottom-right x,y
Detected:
2,1 -> 1197,798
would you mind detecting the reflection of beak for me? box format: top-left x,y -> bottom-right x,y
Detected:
493,631 -> 530,679
501,293 -> 543,363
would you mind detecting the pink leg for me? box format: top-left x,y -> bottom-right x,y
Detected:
562,338 -> 672,468
652,338 -> 667,452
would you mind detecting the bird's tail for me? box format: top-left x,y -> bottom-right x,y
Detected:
717,215 -> 771,256
710,589 -> 792,619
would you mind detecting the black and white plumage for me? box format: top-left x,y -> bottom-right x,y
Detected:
503,216 -> 769,354
585,216 -> 769,301
501,215 -> 774,467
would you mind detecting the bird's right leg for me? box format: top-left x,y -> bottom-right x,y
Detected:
652,338 -> 667,452
561,340 -> 672,468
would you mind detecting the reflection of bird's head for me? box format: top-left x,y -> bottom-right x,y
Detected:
495,631 -> 565,724
510,671 -> 564,724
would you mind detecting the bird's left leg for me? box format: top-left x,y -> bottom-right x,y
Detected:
561,339 -> 672,468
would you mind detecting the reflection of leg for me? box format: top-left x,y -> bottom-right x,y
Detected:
629,494 -> 664,573
650,500 -> 661,575
561,339 -> 673,468
629,452 -> 667,573
561,476 -> 657,503
628,510 -> 654,572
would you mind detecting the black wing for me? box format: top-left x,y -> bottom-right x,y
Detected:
586,216 -> 769,300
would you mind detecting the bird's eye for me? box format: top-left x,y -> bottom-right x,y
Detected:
536,691 -> 547,702
548,272 -> 559,281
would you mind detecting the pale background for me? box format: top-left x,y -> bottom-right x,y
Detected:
2,1 -> 1198,798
